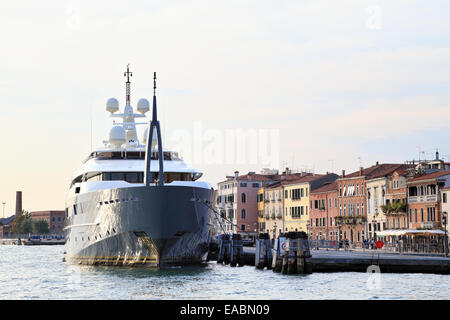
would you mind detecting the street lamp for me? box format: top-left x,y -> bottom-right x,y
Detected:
443,212 -> 448,257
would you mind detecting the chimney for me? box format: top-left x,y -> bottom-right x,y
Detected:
359,167 -> 363,176
234,171 -> 239,179
376,161 -> 379,166
436,150 -> 439,160
15,191 -> 22,216
342,170 -> 345,177
285,167 -> 289,175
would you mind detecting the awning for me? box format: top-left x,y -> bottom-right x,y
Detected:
376,229 -> 446,236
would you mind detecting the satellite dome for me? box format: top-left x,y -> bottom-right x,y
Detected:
106,98 -> 119,113
109,125 -> 126,147
137,98 -> 150,114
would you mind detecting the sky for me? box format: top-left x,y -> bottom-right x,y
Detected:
0,0 -> 449,215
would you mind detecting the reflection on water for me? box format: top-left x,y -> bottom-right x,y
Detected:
0,245 -> 448,300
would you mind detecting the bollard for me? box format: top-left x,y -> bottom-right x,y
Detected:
255,233 -> 272,269
230,234 -> 243,267
296,232 -> 312,274
281,253 -> 288,274
217,234 -> 231,264
272,238 -> 283,273
286,237 -> 298,274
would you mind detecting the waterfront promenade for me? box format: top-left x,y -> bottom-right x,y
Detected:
215,246 -> 450,274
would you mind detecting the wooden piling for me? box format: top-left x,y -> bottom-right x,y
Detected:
230,234 -> 243,267
255,233 -> 272,269
217,234 -> 231,264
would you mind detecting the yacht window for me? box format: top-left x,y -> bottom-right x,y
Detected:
111,172 -> 124,180
126,152 -> 144,159
125,172 -> 139,183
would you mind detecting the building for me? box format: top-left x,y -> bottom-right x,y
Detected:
284,173 -> 338,236
257,187 -> 265,233
216,170 -> 281,235
263,181 -> 285,238
0,216 -> 15,238
30,211 -> 65,234
440,186 -> 450,236
309,181 -> 339,240
366,164 -> 412,239
406,170 -> 450,230
336,163 -> 408,244
383,167 -> 411,231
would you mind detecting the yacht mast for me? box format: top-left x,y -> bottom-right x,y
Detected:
144,72 -> 165,186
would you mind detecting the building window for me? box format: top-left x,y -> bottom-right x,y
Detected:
443,192 -> 447,203
241,193 -> 246,203
241,224 -> 246,231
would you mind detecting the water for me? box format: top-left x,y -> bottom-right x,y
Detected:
0,245 -> 448,300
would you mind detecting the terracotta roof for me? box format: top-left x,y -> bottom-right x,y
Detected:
339,163 -> 411,180
282,174 -> 326,186
407,169 -> 450,183
236,173 -> 280,181
264,173 -> 329,189
311,181 -> 338,194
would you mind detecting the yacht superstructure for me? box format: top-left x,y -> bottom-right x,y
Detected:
64,66 -> 213,267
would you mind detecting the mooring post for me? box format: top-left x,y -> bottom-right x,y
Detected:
296,232 -> 312,274
272,238 -> 282,273
217,234 -> 231,264
255,233 -> 271,269
286,234 -> 298,274
230,234 -> 243,267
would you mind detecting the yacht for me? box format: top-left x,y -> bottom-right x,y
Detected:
64,66 -> 213,267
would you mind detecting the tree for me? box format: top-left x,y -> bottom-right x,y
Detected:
32,220 -> 49,234
11,210 -> 32,234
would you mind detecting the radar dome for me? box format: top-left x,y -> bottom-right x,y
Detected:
137,98 -> 150,114
109,125 -> 126,147
106,98 -> 119,113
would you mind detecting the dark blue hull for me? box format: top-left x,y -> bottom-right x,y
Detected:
64,185 -> 212,267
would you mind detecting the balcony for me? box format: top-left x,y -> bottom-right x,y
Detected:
381,202 -> 406,215
408,195 -> 438,203
335,215 -> 366,225
421,221 -> 438,229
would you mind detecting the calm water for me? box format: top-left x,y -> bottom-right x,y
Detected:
0,245 -> 448,300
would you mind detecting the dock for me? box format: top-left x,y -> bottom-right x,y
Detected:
208,246 -> 450,274
0,238 -> 66,246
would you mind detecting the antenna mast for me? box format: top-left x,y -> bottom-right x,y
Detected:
124,64 -> 132,105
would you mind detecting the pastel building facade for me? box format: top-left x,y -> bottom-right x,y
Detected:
440,186 -> 450,235
284,174 -> 338,236
384,168 -> 410,231
407,170 -> 450,230
263,182 -> 285,238
216,170 -> 280,235
309,181 -> 339,240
